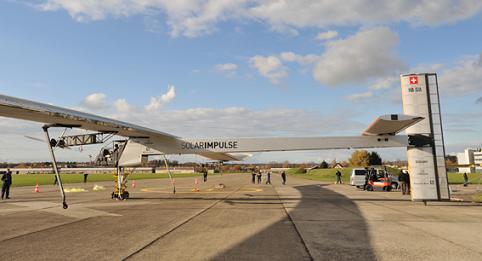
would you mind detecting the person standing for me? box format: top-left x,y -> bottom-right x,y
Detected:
335,170 -> 342,184
363,168 -> 369,190
1,169 -> 12,199
83,173 -> 89,183
281,171 -> 286,185
265,171 -> 271,185
202,165 -> 208,182
398,170 -> 407,195
257,171 -> 262,184
251,170 -> 256,184
405,170 -> 411,195
463,172 -> 469,187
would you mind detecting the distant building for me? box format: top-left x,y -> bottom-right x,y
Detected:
456,148 -> 482,173
333,163 -> 343,169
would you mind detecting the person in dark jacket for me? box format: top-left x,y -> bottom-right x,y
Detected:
399,170 -> 409,195
201,165 -> 208,182
363,168 -> 369,190
463,172 -> 469,187
335,170 -> 342,184
257,171 -> 262,184
281,171 -> 286,185
1,169 -> 13,199
265,172 -> 271,185
405,171 -> 411,195
251,171 -> 256,184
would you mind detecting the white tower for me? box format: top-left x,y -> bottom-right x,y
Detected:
401,73 -> 450,201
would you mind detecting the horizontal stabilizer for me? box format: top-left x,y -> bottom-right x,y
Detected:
363,114 -> 423,136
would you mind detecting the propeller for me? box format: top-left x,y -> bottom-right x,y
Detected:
24,135 -> 44,143
24,135 -> 72,150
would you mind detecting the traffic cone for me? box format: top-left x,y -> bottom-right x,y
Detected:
131,180 -> 136,189
192,178 -> 200,192
35,184 -> 40,193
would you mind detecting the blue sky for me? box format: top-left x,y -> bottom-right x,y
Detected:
0,0 -> 481,163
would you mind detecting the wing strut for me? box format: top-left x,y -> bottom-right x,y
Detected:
42,125 -> 68,209
162,154 -> 176,194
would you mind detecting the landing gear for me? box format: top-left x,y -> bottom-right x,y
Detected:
112,167 -> 130,200
111,191 -> 129,200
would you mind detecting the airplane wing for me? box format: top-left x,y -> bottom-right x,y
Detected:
0,94 -> 177,139
0,94 -> 239,161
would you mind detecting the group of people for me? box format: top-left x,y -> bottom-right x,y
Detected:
251,169 -> 286,185
1,169 -> 12,200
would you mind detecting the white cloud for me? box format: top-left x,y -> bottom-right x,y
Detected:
313,27 -> 406,86
345,91 -> 375,103
249,27 -> 404,86
250,0 -> 482,30
145,85 -> 176,111
279,52 -> 319,65
438,53 -> 482,96
82,92 -> 106,110
36,1 -> 482,37
316,30 -> 338,41
369,77 -> 398,91
249,55 -> 288,84
215,63 -> 238,75
113,106 -> 363,138
114,98 -> 131,113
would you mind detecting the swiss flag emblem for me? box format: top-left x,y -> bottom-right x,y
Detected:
409,76 -> 418,85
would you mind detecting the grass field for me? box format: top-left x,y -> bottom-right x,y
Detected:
9,172 -> 205,187
287,167 -> 482,185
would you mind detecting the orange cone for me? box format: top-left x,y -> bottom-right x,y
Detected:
35,184 -> 40,193
192,178 -> 200,192
131,180 -> 136,188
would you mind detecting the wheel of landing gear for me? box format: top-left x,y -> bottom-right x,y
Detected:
366,185 -> 373,191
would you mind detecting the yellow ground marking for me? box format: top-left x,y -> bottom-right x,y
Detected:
64,188 -> 88,193
140,187 -> 263,194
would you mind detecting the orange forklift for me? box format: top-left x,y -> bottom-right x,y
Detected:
365,168 -> 395,192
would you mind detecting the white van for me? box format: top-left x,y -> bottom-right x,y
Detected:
350,168 -> 367,187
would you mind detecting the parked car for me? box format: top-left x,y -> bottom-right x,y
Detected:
350,168 -> 367,188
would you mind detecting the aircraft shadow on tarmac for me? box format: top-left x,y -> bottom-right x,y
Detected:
211,184 -> 376,261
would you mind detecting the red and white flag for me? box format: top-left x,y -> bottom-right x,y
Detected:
409,76 -> 418,85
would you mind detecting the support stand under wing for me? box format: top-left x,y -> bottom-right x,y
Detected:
42,125 -> 68,209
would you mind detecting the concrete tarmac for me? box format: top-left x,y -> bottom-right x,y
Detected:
0,173 -> 481,261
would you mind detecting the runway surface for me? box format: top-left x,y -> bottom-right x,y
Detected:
1,173 -> 481,261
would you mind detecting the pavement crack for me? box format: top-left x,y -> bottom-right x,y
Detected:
122,185 -> 245,260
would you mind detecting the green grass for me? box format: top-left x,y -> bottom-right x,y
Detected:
288,168 -> 353,183
287,167 -> 482,185
446,173 -> 482,184
9,172 -> 204,187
